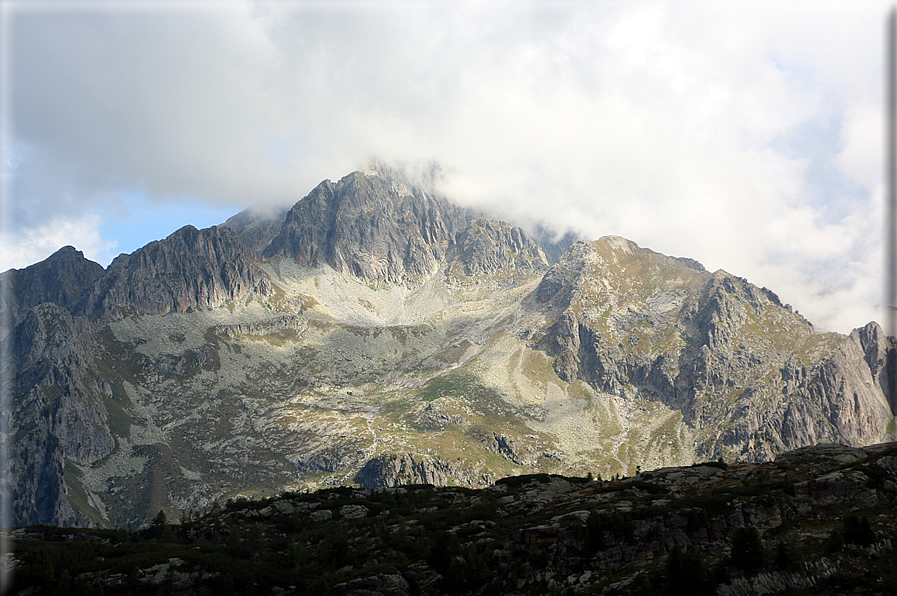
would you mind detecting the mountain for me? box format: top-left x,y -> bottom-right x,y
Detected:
77,224 -> 273,320
4,166 -> 896,529
0,245 -> 104,325
9,441 -> 897,595
261,170 -> 477,287
221,206 -> 289,253
533,237 -> 895,462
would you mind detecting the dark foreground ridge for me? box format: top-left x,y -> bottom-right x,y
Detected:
7,441 -> 897,595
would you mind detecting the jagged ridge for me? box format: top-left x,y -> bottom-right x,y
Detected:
77,224 -> 273,320
0,245 -> 104,325
533,237 -> 896,462
263,171 -> 478,287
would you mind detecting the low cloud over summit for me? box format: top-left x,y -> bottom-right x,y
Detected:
2,1 -> 891,333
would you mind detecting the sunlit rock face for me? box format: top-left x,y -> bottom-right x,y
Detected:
5,168 -> 896,528
75,224 -> 273,320
532,237 -> 896,463
263,170 -> 478,287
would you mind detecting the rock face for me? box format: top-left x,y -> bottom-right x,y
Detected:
7,303 -> 113,526
77,224 -> 272,319
0,245 -> 104,324
356,453 -> 454,487
5,168 -> 897,529
263,170 -> 477,286
448,219 -> 549,282
529,224 -> 582,265
356,452 -> 488,488
534,237 -> 896,462
221,206 -> 289,253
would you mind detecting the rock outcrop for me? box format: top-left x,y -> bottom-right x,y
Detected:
77,224 -> 272,319
356,452 -> 489,488
447,219 -> 549,283
534,237 -> 895,462
0,245 -> 104,324
10,441 -> 897,595
263,170 -> 477,287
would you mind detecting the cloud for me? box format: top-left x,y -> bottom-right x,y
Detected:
2,0 -> 891,333
0,213 -> 115,272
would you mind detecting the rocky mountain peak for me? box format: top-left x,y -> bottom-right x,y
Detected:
221,206 -> 290,253
535,237 -> 707,312
4,166 -> 896,532
263,170 -> 479,287
449,218 -> 549,281
529,234 -> 893,463
1,245 -> 105,324
596,234 -> 637,254
77,224 -> 272,320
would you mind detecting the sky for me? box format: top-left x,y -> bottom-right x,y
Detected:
0,0 -> 893,335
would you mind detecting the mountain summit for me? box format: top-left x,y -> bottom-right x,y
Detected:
4,168 -> 896,528
262,170 -> 476,287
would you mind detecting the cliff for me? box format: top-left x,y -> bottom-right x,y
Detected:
263,170 -> 478,287
534,237 -> 896,462
77,224 -> 273,320
7,303 -> 113,526
0,245 -> 104,325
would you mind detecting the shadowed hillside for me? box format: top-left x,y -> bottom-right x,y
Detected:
7,442 -> 897,595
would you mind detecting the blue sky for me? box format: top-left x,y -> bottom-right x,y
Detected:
96,194 -> 242,262
1,0 -> 893,334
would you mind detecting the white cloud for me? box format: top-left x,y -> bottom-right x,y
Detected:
0,213 -> 116,273
2,0 -> 892,333
837,103 -> 883,189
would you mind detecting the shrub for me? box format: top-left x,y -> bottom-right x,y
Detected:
428,530 -> 461,574
666,545 -> 712,595
730,527 -> 765,571
320,523 -> 350,569
584,510 -> 635,553
827,528 -> 844,553
773,540 -> 799,571
628,480 -> 669,495
842,515 -> 876,546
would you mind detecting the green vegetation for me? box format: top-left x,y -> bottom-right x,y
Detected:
416,372 -> 504,405
583,509 -> 634,551
830,514 -> 877,549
